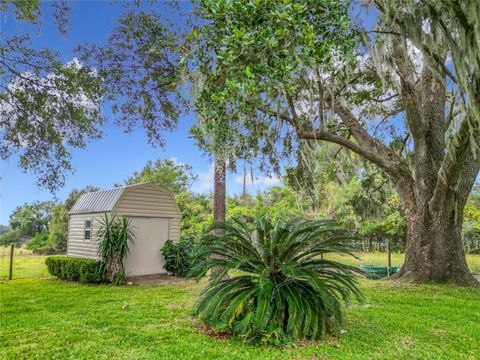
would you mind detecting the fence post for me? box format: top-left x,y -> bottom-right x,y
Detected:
8,244 -> 14,280
387,240 -> 392,277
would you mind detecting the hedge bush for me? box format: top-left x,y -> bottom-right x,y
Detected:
26,232 -> 50,251
162,237 -> 197,276
45,256 -> 104,283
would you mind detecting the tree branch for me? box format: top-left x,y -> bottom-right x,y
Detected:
369,177 -> 389,197
391,33 -> 425,142
331,98 -> 411,178
430,116 -> 480,210
255,94 -> 411,181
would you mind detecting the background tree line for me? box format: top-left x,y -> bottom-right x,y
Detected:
3,156 -> 479,254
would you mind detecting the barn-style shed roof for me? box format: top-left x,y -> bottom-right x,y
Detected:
69,183 -> 168,215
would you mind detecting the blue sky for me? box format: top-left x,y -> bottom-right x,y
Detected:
0,1 -> 281,225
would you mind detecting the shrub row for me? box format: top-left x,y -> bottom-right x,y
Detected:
45,256 -> 104,283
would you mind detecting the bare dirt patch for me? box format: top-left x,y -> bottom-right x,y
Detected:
127,274 -> 192,285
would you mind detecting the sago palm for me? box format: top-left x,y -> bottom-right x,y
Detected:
189,216 -> 362,344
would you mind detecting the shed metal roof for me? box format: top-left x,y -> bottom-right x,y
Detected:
68,182 -> 177,215
69,186 -> 126,214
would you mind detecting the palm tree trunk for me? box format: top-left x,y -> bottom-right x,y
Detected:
209,155 -> 229,281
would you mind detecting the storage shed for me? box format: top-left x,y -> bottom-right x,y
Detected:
67,182 -> 181,277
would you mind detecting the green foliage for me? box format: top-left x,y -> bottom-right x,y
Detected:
255,186 -> 304,223
162,237 -> 196,277
285,143 -> 407,251
285,143 -> 356,212
0,1 -> 103,191
125,159 -> 198,194
0,0 -> 40,23
0,229 -> 23,247
176,192 -> 213,238
464,184 -> 480,253
45,256 -> 104,283
189,216 -> 362,344
380,195 -> 407,238
113,270 -> 127,286
9,201 -> 54,238
226,200 -> 256,222
79,8 -> 185,149
47,205 -> 69,253
192,0 -> 355,161
3,201 -> 54,249
97,214 -> 135,284
25,231 -> 49,251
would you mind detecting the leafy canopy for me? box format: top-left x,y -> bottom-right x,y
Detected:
1,1 -> 104,191
8,201 -> 54,238
193,0 -> 355,168
78,6 -> 186,149
125,158 -> 197,195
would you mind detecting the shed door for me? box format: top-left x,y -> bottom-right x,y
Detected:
124,217 -> 170,276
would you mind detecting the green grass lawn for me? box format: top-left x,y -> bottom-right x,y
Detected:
2,250 -> 478,281
0,248 -> 49,279
1,278 -> 479,359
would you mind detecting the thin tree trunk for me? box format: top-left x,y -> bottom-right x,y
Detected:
209,155 -> 229,281
213,156 -> 226,227
242,161 -> 247,205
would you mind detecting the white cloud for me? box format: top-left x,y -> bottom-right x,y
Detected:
192,165 -> 282,194
194,163 -> 214,192
234,174 -> 281,187
168,156 -> 188,167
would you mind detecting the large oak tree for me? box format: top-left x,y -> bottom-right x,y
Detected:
194,0 -> 480,286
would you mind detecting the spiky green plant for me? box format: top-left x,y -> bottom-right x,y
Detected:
188,216 -> 362,344
97,213 -> 135,284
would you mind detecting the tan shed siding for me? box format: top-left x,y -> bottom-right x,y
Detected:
67,213 -> 103,259
115,184 -> 181,241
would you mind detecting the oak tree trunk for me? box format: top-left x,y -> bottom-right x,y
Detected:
393,168 -> 479,286
389,57 -> 480,287
395,206 -> 477,286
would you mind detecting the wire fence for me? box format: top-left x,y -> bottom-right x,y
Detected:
0,247 -> 51,280
0,246 -> 478,280
326,251 -> 480,275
